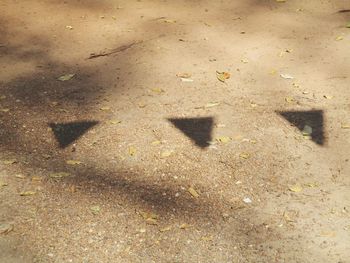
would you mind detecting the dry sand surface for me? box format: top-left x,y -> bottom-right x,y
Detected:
0,0 -> 350,262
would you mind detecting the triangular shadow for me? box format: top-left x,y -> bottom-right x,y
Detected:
168,117 -> 214,148
49,121 -> 98,148
277,110 -> 325,145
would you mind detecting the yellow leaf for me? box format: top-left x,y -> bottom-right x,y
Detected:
285,97 -> 295,103
66,160 -> 82,165
216,136 -> 231,143
239,153 -> 250,159
335,36 -> 343,41
15,174 -> 26,179
289,184 -> 303,192
140,211 -> 158,220
100,106 -> 111,111
58,74 -> 75,81
216,71 -> 231,82
163,19 -> 176,23
179,223 -> 192,229
188,187 -> 200,198
161,150 -> 173,158
20,191 -> 36,196
90,205 -> 101,215
3,159 -> 16,165
151,88 -> 165,94
50,172 -> 71,178
128,146 -> 137,156
201,235 -> 213,241
0,181 -> 8,187
159,226 -> 172,232
341,123 -> 350,129
204,102 -> 220,108
109,120 -> 122,125
176,73 -> 192,78
151,140 -> 161,145
0,108 -> 10,112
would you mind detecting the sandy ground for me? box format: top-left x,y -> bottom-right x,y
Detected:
0,0 -> 350,262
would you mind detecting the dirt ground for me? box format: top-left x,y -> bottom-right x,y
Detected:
0,0 -> 350,262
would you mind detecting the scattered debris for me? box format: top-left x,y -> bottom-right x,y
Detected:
0,223 -> 13,234
58,74 -> 75,81
90,205 -> 101,215
216,71 -> 231,82
188,187 -> 200,198
20,191 -> 36,196
243,197 -> 252,203
66,160 -> 82,165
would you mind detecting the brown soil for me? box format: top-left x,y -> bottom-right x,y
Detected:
1,1 -> 350,262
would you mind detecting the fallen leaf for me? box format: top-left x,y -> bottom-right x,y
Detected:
346,22 -> 350,28
302,125 -> 312,136
204,102 -> 220,108
31,176 -> 42,182
280,73 -> 294,79
161,150 -> 173,158
0,95 -> 6,100
201,235 -> 213,241
140,211 -> 159,220
289,184 -> 303,192
0,181 -> 8,187
216,71 -> 231,82
65,25 -> 73,30
0,108 -> 10,112
188,187 -> 200,198
285,97 -> 295,103
323,95 -> 333,99
146,218 -> 158,225
66,160 -> 82,165
151,140 -> 161,145
109,120 -> 122,125
128,146 -> 137,156
58,74 -> 75,81
151,88 -> 165,94
163,19 -> 176,23
341,123 -> 350,129
276,0 -> 286,2
179,223 -> 192,229
216,136 -> 231,143
239,153 -> 250,159
15,174 -> 26,179
335,36 -> 343,41
180,78 -> 194,82
49,172 -> 71,178
0,223 -> 13,234
100,106 -> 111,111
20,191 -> 36,196
159,226 -> 172,232
241,59 -> 249,63
3,159 -> 16,165
176,73 -> 192,78
90,205 -> 101,215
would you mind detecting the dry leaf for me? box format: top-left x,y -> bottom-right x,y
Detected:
0,108 -> 10,112
201,235 -> 213,241
289,184 -> 303,192
151,88 -> 165,94
140,211 -> 159,220
204,102 -> 220,108
128,146 -> 137,156
216,136 -> 231,143
50,172 -> 71,178
90,205 -> 101,215
176,73 -> 192,78
335,36 -> 343,41
179,223 -> 192,229
323,95 -> 333,99
159,226 -> 172,232
151,140 -> 161,145
146,218 -> 158,225
216,71 -> 231,82
161,150 -> 173,158
58,74 -> 75,81
188,187 -> 200,198
66,160 -> 82,165
0,223 -> 13,234
285,97 -> 295,103
280,73 -> 294,79
0,181 -> 8,187
243,197 -> 252,203
109,120 -> 122,125
341,123 -> 350,129
20,191 -> 36,196
65,25 -> 73,30
15,174 -> 26,179
239,153 -> 250,159
100,106 -> 111,111
3,159 -> 16,165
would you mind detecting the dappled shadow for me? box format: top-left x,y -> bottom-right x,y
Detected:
278,110 -> 325,145
168,117 -> 214,148
49,121 -> 99,148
